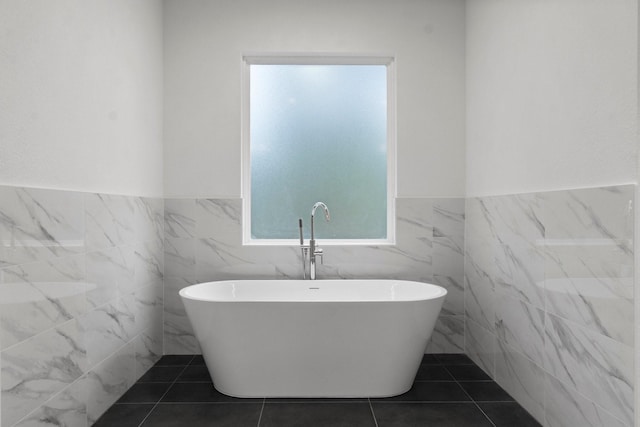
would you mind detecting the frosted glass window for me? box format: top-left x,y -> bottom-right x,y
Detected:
247,61 -> 392,241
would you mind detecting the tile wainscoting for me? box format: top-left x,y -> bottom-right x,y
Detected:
163,197 -> 466,355
0,186 -> 164,427
0,184 -> 635,427
465,185 -> 635,426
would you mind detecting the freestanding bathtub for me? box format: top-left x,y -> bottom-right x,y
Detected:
179,279 -> 447,398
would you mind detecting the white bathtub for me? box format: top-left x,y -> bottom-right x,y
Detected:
179,279 -> 446,398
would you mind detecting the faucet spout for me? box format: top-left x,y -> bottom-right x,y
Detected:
310,202 -> 330,243
308,202 -> 330,280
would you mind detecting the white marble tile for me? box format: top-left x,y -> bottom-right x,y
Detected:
464,199 -> 495,331
134,327 -> 162,382
188,197 -> 438,284
464,198 -> 498,290
0,255 -> 88,350
133,284 -> 163,338
84,194 -> 135,251
545,242 -> 633,280
13,378 -> 87,427
79,302 -> 132,370
431,201 -> 464,315
433,236 -> 464,279
464,275 -> 494,332
544,313 -> 634,425
492,193 -> 544,242
465,197 -> 500,251
163,323 -> 200,355
432,198 -> 465,239
494,341 -> 545,423
1,319 -> 86,427
464,318 -> 496,378
463,249 -> 494,296
493,240 -> 545,309
115,246 -> 136,297
133,240 -> 163,289
542,186 -> 634,242
164,292 -> 200,355
164,276 -> 196,295
494,292 -> 545,366
0,187 -> 166,427
0,187 -> 85,267
484,194 -> 546,308
195,199 -> 242,243
395,198 -> 433,263
425,315 -> 464,354
543,186 -> 634,345
195,238 -> 279,282
164,237 -> 196,280
149,198 -> 165,242
164,199 -> 196,239
86,248 -> 127,307
434,274 -> 463,317
84,343 -> 135,424
462,186 -> 636,427
545,373 -> 629,427
545,246 -> 633,346
326,245 -> 433,281
135,197 -> 164,244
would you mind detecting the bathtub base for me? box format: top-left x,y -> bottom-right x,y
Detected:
186,302 -> 441,398
181,280 -> 446,398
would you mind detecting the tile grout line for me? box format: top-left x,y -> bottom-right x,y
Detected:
256,398 -> 266,427
367,398 -> 380,427
442,365 -> 497,427
136,355 -> 196,427
470,402 -> 498,427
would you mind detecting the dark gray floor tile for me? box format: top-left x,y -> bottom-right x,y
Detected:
117,382 -> 172,403
372,402 -> 494,427
415,364 -> 455,381
479,402 -> 542,427
138,366 -> 185,383
265,397 -> 368,403
141,403 -> 262,427
177,364 -> 212,382
435,354 -> 475,365
446,364 -> 492,381
155,355 -> 194,366
190,355 -> 206,365
372,382 -> 470,402
261,402 -> 376,427
100,354 -> 541,427
420,354 -> 441,365
459,381 -> 514,402
162,382 -> 261,403
93,404 -> 154,427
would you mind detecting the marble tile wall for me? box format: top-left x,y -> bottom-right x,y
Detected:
163,197 -> 466,355
0,186 -> 164,427
464,185 -> 635,426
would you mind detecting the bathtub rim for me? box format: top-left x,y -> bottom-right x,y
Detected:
179,279 -> 447,303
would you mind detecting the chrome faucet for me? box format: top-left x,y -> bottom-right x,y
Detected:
298,202 -> 330,280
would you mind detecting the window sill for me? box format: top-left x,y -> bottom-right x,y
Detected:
243,238 -> 396,247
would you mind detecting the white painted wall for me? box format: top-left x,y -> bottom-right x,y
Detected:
466,0 -> 638,197
0,0 -> 164,197
163,0 -> 466,198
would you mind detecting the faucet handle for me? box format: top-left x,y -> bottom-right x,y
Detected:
315,248 -> 324,264
298,218 -> 304,245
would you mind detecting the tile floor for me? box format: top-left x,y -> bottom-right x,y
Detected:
94,353 -> 541,427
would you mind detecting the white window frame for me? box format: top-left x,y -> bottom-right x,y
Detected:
241,53 -> 397,246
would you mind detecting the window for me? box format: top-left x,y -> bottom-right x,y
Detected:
242,55 -> 395,244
